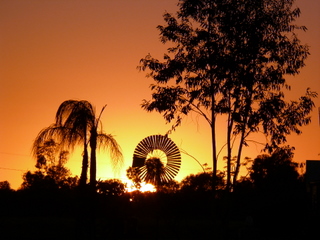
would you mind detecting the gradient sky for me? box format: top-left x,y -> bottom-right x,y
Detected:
1,0 -> 319,189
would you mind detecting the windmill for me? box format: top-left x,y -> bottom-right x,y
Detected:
132,135 -> 181,187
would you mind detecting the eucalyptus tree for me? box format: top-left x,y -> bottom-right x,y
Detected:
33,100 -> 123,189
139,0 -> 316,191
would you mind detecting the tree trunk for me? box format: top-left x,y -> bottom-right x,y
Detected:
232,92 -> 252,189
211,108 -> 218,194
79,147 -> 89,187
89,129 -> 97,190
226,110 -> 233,192
79,128 -> 88,187
232,133 -> 245,188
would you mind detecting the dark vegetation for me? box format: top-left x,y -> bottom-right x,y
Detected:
0,147 -> 318,240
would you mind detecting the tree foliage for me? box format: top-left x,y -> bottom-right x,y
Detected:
33,100 -> 123,189
126,166 -> 143,190
126,158 -> 168,191
21,140 -> 78,191
139,0 -> 317,191
180,171 -> 225,192
96,179 -> 126,196
0,181 -> 12,191
144,157 -> 166,188
249,146 -> 299,191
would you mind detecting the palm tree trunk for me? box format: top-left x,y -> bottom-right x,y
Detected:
80,147 -> 89,187
89,129 -> 97,190
80,128 -> 88,187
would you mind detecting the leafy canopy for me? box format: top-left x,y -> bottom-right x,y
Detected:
139,0 -> 316,190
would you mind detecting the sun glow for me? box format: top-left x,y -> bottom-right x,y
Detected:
125,180 -> 156,193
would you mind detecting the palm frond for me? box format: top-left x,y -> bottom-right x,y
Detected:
33,99 -> 121,188
32,124 -> 83,158
97,133 -> 123,171
32,124 -> 61,157
56,100 -> 96,130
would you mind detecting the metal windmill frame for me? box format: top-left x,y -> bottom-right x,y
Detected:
132,135 -> 181,185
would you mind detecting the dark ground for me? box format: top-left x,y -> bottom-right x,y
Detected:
0,189 -> 318,240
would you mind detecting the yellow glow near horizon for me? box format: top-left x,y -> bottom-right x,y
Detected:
125,180 -> 156,193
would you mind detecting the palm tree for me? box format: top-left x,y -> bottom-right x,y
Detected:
33,100 -> 123,189
144,157 -> 166,190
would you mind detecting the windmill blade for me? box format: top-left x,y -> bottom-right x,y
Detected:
132,135 -> 181,184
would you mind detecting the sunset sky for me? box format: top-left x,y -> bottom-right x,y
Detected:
1,0 -> 319,190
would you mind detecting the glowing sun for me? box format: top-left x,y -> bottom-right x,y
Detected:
125,180 -> 156,193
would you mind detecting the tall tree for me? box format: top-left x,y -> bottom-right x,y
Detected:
33,100 -> 123,189
139,0 -> 316,191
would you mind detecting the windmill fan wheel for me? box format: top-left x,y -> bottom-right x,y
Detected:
132,135 -> 181,185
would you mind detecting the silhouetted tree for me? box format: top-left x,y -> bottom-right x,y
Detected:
160,179 -> 180,194
249,146 -> 299,192
127,158 -> 168,191
21,171 -> 55,191
139,0 -> 316,192
126,166 -> 142,190
180,171 -> 225,193
0,181 -> 12,191
21,140 -> 78,191
96,179 -> 126,196
33,100 -> 123,189
144,157 -> 166,190
247,147 -> 305,237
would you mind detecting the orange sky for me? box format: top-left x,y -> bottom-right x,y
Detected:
1,0 -> 319,190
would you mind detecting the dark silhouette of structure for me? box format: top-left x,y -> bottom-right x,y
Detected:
306,160 -> 320,213
132,135 -> 181,187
